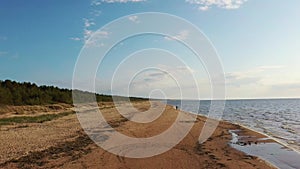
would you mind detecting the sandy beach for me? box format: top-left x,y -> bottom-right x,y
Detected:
0,101 -> 277,169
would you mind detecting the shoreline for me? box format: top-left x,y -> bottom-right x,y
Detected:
170,102 -> 300,154
227,121 -> 300,154
175,104 -> 300,169
0,101 -> 280,168
167,98 -> 300,154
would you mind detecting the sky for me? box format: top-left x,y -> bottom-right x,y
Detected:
0,0 -> 300,99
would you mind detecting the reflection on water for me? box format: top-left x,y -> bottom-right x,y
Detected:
229,130 -> 300,169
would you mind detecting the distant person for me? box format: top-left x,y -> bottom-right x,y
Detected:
175,105 -> 178,110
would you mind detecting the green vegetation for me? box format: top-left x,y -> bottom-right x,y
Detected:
0,111 -> 75,125
0,80 -> 73,105
0,80 -> 147,106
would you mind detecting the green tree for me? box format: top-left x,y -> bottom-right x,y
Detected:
0,87 -> 13,105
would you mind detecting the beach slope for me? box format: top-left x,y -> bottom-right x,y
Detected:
0,101 -> 276,169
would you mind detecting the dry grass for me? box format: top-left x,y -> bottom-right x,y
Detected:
0,111 -> 75,126
0,103 -> 72,118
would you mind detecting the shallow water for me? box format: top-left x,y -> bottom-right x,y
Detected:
167,99 -> 300,152
229,130 -> 300,169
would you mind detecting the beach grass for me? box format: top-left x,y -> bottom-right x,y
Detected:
0,111 -> 75,126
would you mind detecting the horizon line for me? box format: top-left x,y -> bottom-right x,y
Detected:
1,79 -> 299,101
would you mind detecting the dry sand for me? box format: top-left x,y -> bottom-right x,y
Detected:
0,101 -> 276,169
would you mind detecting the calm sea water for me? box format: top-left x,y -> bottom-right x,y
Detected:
167,99 -> 300,152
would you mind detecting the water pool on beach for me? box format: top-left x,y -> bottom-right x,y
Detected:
229,130 -> 300,169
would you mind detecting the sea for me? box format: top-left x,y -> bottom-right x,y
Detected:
167,98 -> 300,152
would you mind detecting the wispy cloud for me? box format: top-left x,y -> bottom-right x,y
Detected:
91,0 -> 145,5
69,18 -> 97,42
102,0 -> 145,3
91,0 -> 102,6
83,18 -> 95,28
69,37 -> 81,41
84,30 -> 110,47
117,65 -> 199,98
257,65 -> 285,70
83,18 -> 101,44
90,9 -> 102,17
128,15 -> 140,23
185,0 -> 248,11
165,30 -> 190,41
199,5 -> 209,11
223,65 -> 300,98
81,0 -> 144,44
226,65 -> 285,87
0,51 -> 8,57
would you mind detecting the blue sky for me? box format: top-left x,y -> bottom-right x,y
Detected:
1,0 -> 300,99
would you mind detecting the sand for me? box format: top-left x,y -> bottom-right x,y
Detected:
0,101 -> 276,169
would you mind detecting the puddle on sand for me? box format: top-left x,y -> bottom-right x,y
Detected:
229,130 -> 300,169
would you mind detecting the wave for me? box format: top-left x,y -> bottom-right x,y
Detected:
167,98 -> 300,153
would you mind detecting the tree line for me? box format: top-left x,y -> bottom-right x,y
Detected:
0,80 -> 146,106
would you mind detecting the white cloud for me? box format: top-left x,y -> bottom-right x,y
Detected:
257,65 -> 285,70
226,65 -> 285,86
92,0 -> 145,5
164,30 -> 190,41
142,65 -> 195,83
91,0 -> 102,6
82,17 -> 109,45
84,29 -> 93,41
199,5 -> 209,11
83,18 -> 95,28
85,0 -> 144,45
186,0 -> 248,10
84,30 -> 110,47
223,65 -> 300,98
101,0 -> 145,3
69,18 -> 97,43
90,9 -> 102,17
70,37 -> 81,41
128,15 -> 140,23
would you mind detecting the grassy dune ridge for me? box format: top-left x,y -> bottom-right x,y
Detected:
0,111 -> 75,126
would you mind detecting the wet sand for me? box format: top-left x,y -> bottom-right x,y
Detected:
230,130 -> 300,169
0,101 -> 277,169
